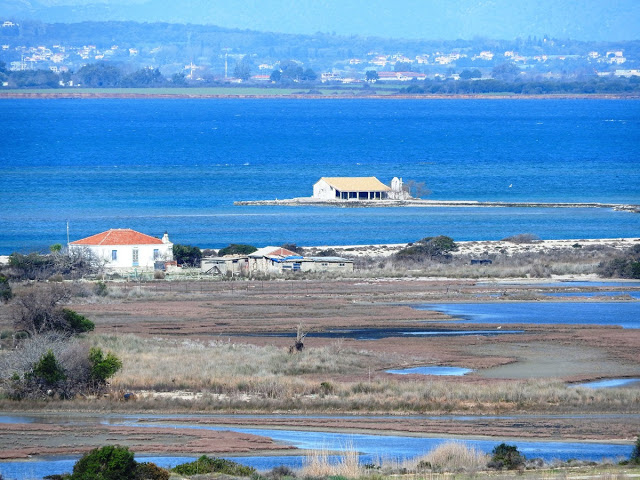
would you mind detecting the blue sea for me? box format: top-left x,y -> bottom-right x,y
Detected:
1,98 -> 639,254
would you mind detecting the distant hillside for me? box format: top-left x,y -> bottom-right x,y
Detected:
2,0 -> 640,42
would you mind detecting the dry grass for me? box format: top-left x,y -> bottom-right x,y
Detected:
82,333 -> 640,413
410,441 -> 489,473
300,441 -> 360,478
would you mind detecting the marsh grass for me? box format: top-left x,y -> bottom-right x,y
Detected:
301,442 -> 360,478
411,442 -> 489,473
84,334 -> 640,412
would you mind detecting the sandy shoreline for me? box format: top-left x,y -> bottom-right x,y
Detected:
304,237 -> 639,258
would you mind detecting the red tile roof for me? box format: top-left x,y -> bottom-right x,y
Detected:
70,229 -> 164,246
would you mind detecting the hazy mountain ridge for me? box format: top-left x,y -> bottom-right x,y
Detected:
1,0 -> 639,41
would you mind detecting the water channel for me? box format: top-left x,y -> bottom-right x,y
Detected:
0,414 -> 635,479
412,302 -> 640,328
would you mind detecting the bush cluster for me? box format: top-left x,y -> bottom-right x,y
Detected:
395,235 -> 458,260
171,455 -> 256,476
10,284 -> 95,335
58,445 -> 169,480
597,244 -> 640,279
1,334 -> 121,399
217,243 -> 258,256
172,243 -> 202,266
4,250 -> 99,281
488,443 -> 525,470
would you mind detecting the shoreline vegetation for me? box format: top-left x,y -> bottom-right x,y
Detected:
1,89 -> 640,100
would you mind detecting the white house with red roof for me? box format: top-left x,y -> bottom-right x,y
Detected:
68,228 -> 173,271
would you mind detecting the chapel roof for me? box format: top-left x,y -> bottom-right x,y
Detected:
317,177 -> 391,192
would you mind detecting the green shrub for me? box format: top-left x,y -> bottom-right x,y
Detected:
173,244 -> 202,266
488,443 -> 525,470
89,347 -> 122,383
94,281 -> 108,297
218,243 -> 258,256
134,462 -> 169,480
30,350 -> 66,385
598,245 -> 640,279
0,274 -> 12,303
172,455 -> 256,476
71,445 -> 136,480
396,235 -> 458,259
631,435 -> 640,465
62,309 -> 95,333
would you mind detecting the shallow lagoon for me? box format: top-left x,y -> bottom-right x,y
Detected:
386,366 -> 472,376
414,302 -> 640,328
572,378 -> 640,389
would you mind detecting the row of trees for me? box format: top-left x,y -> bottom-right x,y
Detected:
399,76 -> 640,95
0,60 -> 185,88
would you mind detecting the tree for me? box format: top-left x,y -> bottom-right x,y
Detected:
402,179 -> 431,198
218,244 -> 257,256
89,347 -> 122,385
30,349 -> 66,385
488,443 -> 525,470
395,236 -> 458,260
71,445 -> 137,480
301,68 -> 317,81
597,244 -> 640,279
171,72 -> 187,86
49,243 -> 63,254
630,435 -> 640,464
172,244 -> 202,267
0,274 -> 12,303
76,62 -> 123,87
11,284 -> 72,335
492,62 -> 521,82
233,56 -> 252,80
365,70 -> 379,82
121,67 -> 165,87
459,69 -> 482,79
269,69 -> 282,82
62,308 -> 95,334
394,61 -> 412,72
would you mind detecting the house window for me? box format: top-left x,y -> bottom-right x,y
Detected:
111,250 -> 117,261
132,248 -> 139,266
153,249 -> 160,260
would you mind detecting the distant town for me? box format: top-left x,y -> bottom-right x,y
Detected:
0,20 -> 639,92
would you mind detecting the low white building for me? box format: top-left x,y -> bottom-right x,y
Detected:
313,177 -> 392,200
68,228 -> 173,271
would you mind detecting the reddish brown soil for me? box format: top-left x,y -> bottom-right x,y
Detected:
0,421 -> 294,459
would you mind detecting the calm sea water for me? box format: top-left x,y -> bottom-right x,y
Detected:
1,98 -> 639,254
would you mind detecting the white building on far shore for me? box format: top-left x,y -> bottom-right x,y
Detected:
313,176 -> 410,201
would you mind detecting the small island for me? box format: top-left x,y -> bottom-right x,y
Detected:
234,176 -> 640,212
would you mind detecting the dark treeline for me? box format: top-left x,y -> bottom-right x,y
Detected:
0,60 -> 182,88
400,77 -> 640,95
